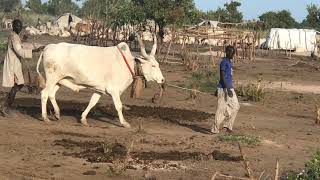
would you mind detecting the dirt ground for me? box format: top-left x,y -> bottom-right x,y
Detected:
0,32 -> 320,180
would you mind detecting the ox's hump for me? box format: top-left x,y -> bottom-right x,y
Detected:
118,42 -> 130,52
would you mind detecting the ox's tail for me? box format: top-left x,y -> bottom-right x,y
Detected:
36,52 -> 46,89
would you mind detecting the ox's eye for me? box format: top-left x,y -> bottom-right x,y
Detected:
152,65 -> 156,68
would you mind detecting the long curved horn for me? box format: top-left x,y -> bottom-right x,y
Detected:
150,34 -> 157,56
136,33 -> 149,58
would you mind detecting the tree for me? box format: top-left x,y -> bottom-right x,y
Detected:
259,10 -> 298,29
224,1 -> 243,23
301,4 -> 320,31
201,1 -> 242,23
26,0 -> 45,14
0,0 -> 21,12
46,0 -> 79,16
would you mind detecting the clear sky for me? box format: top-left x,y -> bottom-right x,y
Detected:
195,0 -> 319,22
21,0 -> 319,22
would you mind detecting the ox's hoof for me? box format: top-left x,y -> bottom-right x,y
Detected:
54,114 -> 61,121
43,118 -> 51,123
123,105 -> 131,111
122,122 -> 131,128
81,119 -> 89,127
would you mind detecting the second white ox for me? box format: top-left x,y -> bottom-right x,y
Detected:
36,35 -> 164,128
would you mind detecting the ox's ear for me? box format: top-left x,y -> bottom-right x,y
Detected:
135,57 -> 149,64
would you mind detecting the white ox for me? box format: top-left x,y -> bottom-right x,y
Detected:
36,35 -> 165,128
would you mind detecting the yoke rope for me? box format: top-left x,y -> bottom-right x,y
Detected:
166,83 -> 212,95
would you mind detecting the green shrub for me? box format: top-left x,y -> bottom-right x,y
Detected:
0,41 -> 7,51
299,151 -> 320,179
284,151 -> 320,180
188,70 -> 219,93
218,134 -> 261,146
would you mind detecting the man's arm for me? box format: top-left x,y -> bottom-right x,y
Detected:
11,35 -> 32,59
220,63 -> 233,99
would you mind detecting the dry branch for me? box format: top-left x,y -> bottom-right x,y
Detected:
316,104 -> 320,124
212,172 -> 252,180
258,170 -> 265,180
238,142 -> 254,179
274,159 -> 279,180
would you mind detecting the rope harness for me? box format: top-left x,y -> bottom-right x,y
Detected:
117,46 -> 146,98
117,46 -> 135,77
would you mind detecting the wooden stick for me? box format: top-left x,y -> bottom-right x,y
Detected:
274,159 -> 279,180
211,172 -> 218,180
258,170 -> 265,180
215,173 -> 251,180
316,104 -> 320,124
238,142 -> 254,180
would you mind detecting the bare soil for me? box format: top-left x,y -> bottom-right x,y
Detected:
0,32 -> 320,180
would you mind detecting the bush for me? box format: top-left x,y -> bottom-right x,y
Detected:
218,134 -> 261,146
300,151 -> 320,179
188,70 -> 219,93
0,11 -> 53,27
236,83 -> 265,102
0,41 -> 7,51
284,151 -> 320,180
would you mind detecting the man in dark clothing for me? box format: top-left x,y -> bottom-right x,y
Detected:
68,14 -> 73,30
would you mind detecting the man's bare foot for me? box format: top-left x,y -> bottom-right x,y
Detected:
223,127 -> 233,134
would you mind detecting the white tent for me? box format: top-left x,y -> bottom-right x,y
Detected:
55,13 -> 82,29
264,28 -> 319,52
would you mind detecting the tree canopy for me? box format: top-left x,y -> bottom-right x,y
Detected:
7,0 -> 320,32
300,4 -> 320,31
259,10 -> 298,29
200,1 -> 243,23
0,0 -> 21,12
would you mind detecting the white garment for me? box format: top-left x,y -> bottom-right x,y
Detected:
212,88 -> 240,133
2,32 -> 33,87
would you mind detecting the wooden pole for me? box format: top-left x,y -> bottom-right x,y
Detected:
274,159 -> 279,180
238,142 -> 254,180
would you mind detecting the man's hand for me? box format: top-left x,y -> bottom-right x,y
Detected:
223,89 -> 228,101
227,89 -> 233,98
32,46 -> 45,53
223,88 -> 233,101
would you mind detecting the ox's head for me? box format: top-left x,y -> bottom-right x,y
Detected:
136,34 -> 165,85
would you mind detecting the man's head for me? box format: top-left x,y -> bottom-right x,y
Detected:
12,19 -> 23,34
225,45 -> 235,60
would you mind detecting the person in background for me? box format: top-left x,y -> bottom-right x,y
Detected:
0,19 -> 44,117
211,45 -> 240,134
36,18 -> 42,29
68,14 -> 73,30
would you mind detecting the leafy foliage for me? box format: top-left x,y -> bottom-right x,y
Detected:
0,0 -> 21,12
218,134 -> 260,146
259,10 -> 298,29
0,41 -> 7,51
284,151 -> 320,180
45,0 -> 79,16
236,83 -> 265,102
299,151 -> 320,180
188,70 -> 219,93
201,1 -> 243,23
300,4 -> 320,31
26,0 -> 46,14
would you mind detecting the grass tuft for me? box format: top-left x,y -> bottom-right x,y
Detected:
218,134 -> 261,146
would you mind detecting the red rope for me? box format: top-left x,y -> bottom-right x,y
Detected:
117,46 -> 135,77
